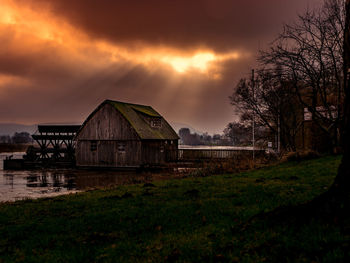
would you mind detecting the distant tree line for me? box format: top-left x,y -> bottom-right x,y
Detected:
178,128 -> 232,146
223,121 -> 271,147
0,132 -> 33,144
228,0 -> 345,152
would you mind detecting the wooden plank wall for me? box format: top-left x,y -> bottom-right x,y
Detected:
141,141 -> 165,165
76,103 -> 142,167
76,140 -> 141,167
165,140 -> 178,162
76,103 -> 139,141
141,140 -> 178,165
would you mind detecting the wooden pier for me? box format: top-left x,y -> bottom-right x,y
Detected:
30,125 -> 80,161
3,125 -> 81,170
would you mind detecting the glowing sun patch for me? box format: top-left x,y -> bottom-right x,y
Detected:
161,53 -> 216,73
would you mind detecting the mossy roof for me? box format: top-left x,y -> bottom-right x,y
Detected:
105,100 -> 179,140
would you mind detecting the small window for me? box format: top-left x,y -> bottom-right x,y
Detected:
160,145 -> 164,153
150,118 -> 161,128
118,142 -> 126,153
90,141 -> 97,151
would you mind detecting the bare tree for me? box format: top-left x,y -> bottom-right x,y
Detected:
230,68 -> 303,151
299,0 -> 350,217
259,0 -> 345,150
232,0 -> 350,232
224,121 -> 251,146
329,0 -> 350,202
178,128 -> 202,145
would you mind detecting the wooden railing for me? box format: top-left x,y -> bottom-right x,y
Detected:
178,148 -> 265,160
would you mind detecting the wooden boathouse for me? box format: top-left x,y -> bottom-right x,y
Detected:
75,99 -> 179,168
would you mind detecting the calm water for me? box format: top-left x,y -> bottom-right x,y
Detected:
0,152 -> 153,202
0,147 -> 255,202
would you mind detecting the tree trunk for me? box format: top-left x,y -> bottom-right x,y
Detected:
326,0 -> 350,204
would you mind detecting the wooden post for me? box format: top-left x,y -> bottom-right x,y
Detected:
252,69 -> 255,164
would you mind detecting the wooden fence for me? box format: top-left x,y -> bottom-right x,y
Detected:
178,148 -> 265,161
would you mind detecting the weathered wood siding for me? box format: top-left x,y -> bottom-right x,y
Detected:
165,140 -> 178,162
76,103 -> 142,167
76,140 -> 141,167
76,103 -> 139,141
141,140 -> 165,165
140,140 -> 178,165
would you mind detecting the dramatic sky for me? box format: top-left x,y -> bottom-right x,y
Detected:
0,0 -> 322,134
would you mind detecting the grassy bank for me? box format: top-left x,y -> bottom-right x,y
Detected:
0,155 -> 348,262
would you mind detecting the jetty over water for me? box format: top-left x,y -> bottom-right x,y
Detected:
4,125 -> 81,169
31,125 -> 81,160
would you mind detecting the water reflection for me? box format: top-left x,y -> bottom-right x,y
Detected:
0,152 -> 156,202
25,171 -> 77,189
4,173 -> 14,189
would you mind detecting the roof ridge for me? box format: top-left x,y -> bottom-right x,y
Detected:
105,99 -> 152,108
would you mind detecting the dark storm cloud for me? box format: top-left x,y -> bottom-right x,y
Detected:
1,0 -> 324,133
0,31 -> 249,132
24,0 -> 323,52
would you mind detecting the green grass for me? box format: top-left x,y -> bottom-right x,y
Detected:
0,155 -> 348,262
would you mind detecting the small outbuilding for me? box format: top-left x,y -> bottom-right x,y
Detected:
75,99 -> 179,168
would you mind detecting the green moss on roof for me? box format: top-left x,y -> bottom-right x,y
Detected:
131,105 -> 160,117
105,100 -> 179,140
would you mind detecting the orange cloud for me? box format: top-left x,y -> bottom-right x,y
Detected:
3,0 -> 307,133
0,0 -> 245,78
